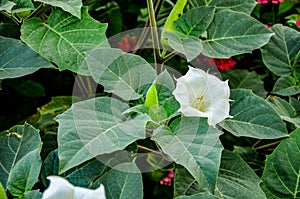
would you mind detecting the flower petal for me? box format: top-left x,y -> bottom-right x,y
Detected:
42,176 -> 74,199
74,185 -> 106,199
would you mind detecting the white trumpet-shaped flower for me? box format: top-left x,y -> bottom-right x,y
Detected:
42,176 -> 106,199
173,66 -> 231,126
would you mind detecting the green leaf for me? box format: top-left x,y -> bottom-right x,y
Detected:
93,162 -> 143,199
24,190 -> 42,199
35,0 -> 82,18
7,148 -> 42,197
0,36 -> 52,79
0,123 -> 41,190
215,150 -> 266,198
202,10 -> 273,58
174,6 -> 215,37
155,70 -> 175,101
163,0 -> 187,31
55,97 -> 151,173
87,48 -> 156,100
20,7 -> 108,75
174,166 -> 217,198
221,69 -> 267,98
222,89 -> 288,139
11,80 -> 45,97
261,128 -> 300,198
41,150 -> 105,188
261,24 -> 300,76
0,183 -> 7,199
0,0 -> 15,12
190,0 -> 256,14
266,96 -> 300,127
272,76 -> 300,96
11,0 -> 34,13
162,32 -> 202,62
152,117 -> 223,192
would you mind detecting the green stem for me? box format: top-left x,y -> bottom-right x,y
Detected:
24,3 -> 50,21
137,145 -> 162,155
255,140 -> 281,151
146,0 -> 162,74
0,11 -> 21,25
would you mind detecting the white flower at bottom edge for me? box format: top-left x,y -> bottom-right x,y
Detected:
42,176 -> 106,199
173,66 -> 232,126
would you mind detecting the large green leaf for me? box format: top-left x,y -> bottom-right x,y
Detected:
7,148 -> 42,197
20,7 -> 108,75
261,24 -> 300,76
152,117 -> 223,192
55,97 -> 151,173
272,76 -> 300,96
261,128 -> 300,198
11,0 -> 34,13
221,69 -> 267,98
93,162 -> 143,199
215,150 -> 266,199
174,6 -> 215,37
35,0 -> 82,18
41,150 -> 106,188
87,48 -> 156,100
24,190 -> 42,199
190,0 -> 256,14
222,89 -> 288,139
0,0 -> 15,12
0,36 -> 52,79
0,123 -> 41,190
0,183 -> 7,199
202,10 -> 273,58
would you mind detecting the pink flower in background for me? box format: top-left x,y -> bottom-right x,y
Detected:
160,170 -> 174,186
296,20 -> 300,26
257,0 -> 284,4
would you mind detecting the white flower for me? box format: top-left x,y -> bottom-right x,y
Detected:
173,66 -> 231,126
42,176 -> 106,199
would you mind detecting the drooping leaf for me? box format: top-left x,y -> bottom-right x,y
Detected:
162,31 -> 202,62
11,0 -> 34,13
261,24 -> 300,76
272,76 -> 300,96
267,96 -> 300,127
87,48 -> 156,100
215,150 -> 266,198
152,117 -> 223,192
222,89 -> 288,139
261,128 -> 300,198
41,150 -> 106,188
174,6 -> 215,37
55,97 -> 151,173
0,36 -> 53,79
202,10 -> 273,58
35,0 -> 82,18
221,69 -> 267,97
7,148 -> 42,197
20,7 -> 108,75
189,0 -> 256,14
93,162 -> 143,199
0,123 -> 41,190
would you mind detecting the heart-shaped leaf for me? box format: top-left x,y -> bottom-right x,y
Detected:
261,128 -> 300,198
272,76 -> 300,96
222,89 -> 288,139
152,117 -> 223,192
202,10 -> 273,58
55,97 -> 151,173
0,123 -> 41,190
87,48 -> 156,100
261,24 -> 300,76
20,7 -> 108,75
0,37 -> 53,79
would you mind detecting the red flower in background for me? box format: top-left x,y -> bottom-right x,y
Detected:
118,36 -> 136,52
160,170 -> 174,186
212,57 -> 237,71
296,20 -> 300,26
257,0 -> 284,4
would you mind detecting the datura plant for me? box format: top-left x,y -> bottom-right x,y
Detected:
0,0 -> 300,198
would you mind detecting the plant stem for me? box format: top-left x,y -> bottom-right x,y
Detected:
0,11 -> 21,25
137,145 -> 162,155
25,3 -> 50,21
255,140 -> 281,151
146,0 -> 162,74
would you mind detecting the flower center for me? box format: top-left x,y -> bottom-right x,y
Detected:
191,95 -> 208,112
